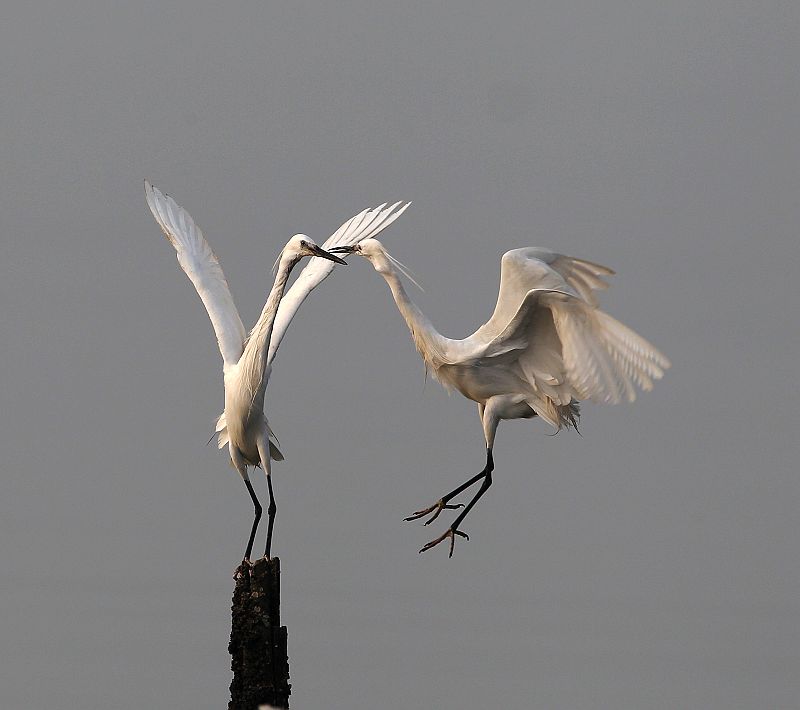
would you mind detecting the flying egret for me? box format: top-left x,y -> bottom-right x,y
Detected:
145,182 -> 409,560
331,239 -> 670,556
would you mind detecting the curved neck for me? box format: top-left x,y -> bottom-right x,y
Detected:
379,267 -> 451,368
238,254 -> 296,393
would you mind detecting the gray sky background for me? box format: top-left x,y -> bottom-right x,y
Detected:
1,2 -> 798,708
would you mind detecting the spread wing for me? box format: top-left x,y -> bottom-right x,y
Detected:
145,181 -> 246,367
474,248 -> 614,341
266,201 -> 410,365
474,249 -> 669,405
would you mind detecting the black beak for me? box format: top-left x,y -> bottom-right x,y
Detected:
311,244 -> 348,265
328,245 -> 357,255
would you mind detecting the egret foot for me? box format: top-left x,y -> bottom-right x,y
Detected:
405,464 -> 491,527
419,527 -> 469,557
405,499 -> 464,525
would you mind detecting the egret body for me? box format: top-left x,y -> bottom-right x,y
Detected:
146,183 -> 409,559
332,239 -> 669,556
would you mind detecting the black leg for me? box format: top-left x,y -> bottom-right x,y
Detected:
420,449 -> 494,557
243,478 -> 263,562
264,475 -> 277,560
449,449 -> 493,531
405,449 -> 494,525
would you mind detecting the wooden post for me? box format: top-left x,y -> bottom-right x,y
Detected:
229,557 -> 291,709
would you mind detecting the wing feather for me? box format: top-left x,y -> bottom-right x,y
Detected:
549,254 -> 614,307
145,181 -> 246,366
266,201 -> 410,365
477,249 -> 615,340
479,284 -> 669,407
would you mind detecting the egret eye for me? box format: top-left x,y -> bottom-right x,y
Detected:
300,240 -> 308,249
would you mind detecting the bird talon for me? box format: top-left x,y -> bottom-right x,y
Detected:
419,527 -> 469,556
423,504 -> 463,525
405,499 -> 463,525
404,510 -> 428,522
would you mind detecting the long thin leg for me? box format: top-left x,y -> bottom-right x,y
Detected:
420,448 -> 494,557
419,401 -> 501,556
449,449 -> 493,531
264,474 -> 277,560
243,477 -> 263,562
405,402 -> 491,526
255,432 -> 278,560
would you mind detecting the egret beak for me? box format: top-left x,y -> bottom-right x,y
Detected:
311,244 -> 348,265
328,245 -> 357,255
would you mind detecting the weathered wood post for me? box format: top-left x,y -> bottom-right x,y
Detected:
229,557 -> 291,709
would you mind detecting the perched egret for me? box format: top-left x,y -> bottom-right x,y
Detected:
332,239 -> 669,556
146,182 -> 409,559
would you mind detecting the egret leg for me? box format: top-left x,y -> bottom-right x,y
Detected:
406,402 -> 496,526
264,474 -> 277,560
243,477 -> 263,562
419,448 -> 494,557
255,433 -> 278,560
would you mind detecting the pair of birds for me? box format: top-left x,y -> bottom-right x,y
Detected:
146,182 -> 669,560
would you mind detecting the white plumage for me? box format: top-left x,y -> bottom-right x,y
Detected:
332,239 -> 669,556
145,182 -> 409,559
464,248 -> 669,413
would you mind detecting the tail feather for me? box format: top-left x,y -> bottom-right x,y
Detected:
213,411 -> 285,461
268,440 -> 285,462
215,411 -> 229,449
526,396 -> 581,431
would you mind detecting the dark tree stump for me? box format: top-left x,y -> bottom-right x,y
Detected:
229,557 -> 291,709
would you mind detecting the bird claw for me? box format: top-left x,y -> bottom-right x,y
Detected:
419,527 -> 470,557
404,499 -> 464,525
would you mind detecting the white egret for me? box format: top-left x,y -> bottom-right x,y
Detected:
331,240 -> 670,556
145,182 -> 409,559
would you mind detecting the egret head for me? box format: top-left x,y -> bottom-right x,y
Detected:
331,238 -> 386,264
330,239 -> 423,289
277,234 -> 348,269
